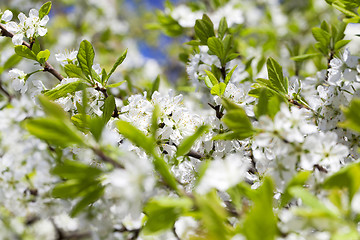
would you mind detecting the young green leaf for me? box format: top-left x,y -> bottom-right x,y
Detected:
142,197 -> 192,235
116,120 -> 154,154
102,95 -> 115,124
36,49 -> 50,64
70,185 -> 105,217
106,49 -> 127,82
14,45 -> 37,61
207,37 -> 224,62
224,65 -> 237,84
290,53 -> 321,62
52,159 -> 103,180
267,58 -> 288,94
176,125 -> 209,157
322,162 -> 360,202
194,14 -> 215,45
218,17 -> 228,39
77,40 -> 95,79
44,80 -> 88,100
204,70 -> 219,86
64,64 -> 86,79
312,27 -> 331,48
38,95 -> 69,120
339,98 -> 360,133
39,1 -> 52,19
106,80 -> 126,88
150,75 -> 160,97
210,82 -> 226,96
280,171 -> 311,207
243,177 -> 277,240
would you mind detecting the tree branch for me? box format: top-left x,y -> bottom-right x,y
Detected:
0,24 -> 64,82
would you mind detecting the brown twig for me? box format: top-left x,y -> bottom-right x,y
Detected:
0,24 -> 64,81
91,147 -> 124,169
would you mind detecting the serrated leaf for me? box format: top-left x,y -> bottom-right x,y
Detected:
267,58 -> 288,94
207,37 -> 224,62
77,40 -> 95,79
210,82 -> 226,96
107,49 -> 127,82
64,64 -> 86,79
176,125 -> 209,157
39,1 -> 51,19
44,80 -> 88,100
14,45 -> 37,60
194,14 -> 215,45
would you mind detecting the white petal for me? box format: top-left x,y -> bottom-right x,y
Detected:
18,12 -> 26,23
2,10 -> 13,22
12,34 -> 23,45
37,27 -> 47,36
29,9 -> 39,18
39,15 -> 49,26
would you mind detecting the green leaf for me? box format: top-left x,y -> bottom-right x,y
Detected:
142,197 -> 192,235
116,120 -> 154,154
70,185 -> 105,217
312,27 -> 331,47
224,65 -> 237,84
194,14 -> 215,45
39,1 -> 51,19
64,64 -> 86,79
323,162 -> 360,202
153,155 -> 179,191
195,191 -> 229,239
3,54 -> 22,70
218,17 -> 228,39
289,187 -> 339,217
150,105 -> 160,139
176,125 -> 209,157
207,37 -> 224,62
36,49 -> 50,64
266,58 -> 288,94
243,177 -> 277,240
204,70 -> 219,86
339,98 -> 360,133
280,171 -> 311,207
52,159 -> 103,180
44,80 -> 88,100
89,116 -> 106,142
38,95 -> 68,120
290,53 -> 321,62
102,95 -> 115,124
106,49 -> 127,82
77,40 -> 95,79
222,100 -> 254,135
255,88 -> 269,118
14,45 -> 37,60
150,75 -> 160,97
71,114 -> 90,132
210,82 -> 226,96
106,80 -> 125,88
25,118 -> 85,147
334,39 -> 351,50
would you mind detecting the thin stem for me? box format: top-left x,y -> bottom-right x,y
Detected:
0,24 -> 64,82
91,147 -> 124,169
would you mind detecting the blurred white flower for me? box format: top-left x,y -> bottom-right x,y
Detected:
55,50 -> 78,66
9,68 -> 28,93
1,10 -> 13,23
196,154 -> 250,194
